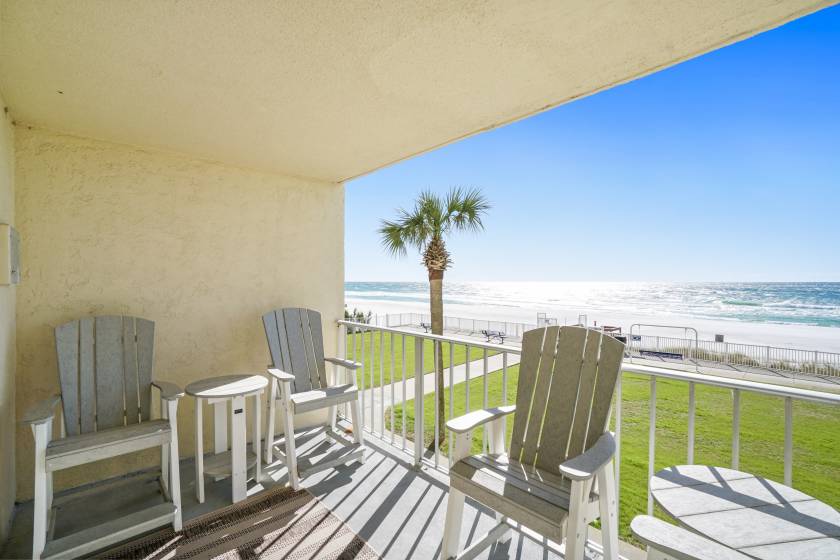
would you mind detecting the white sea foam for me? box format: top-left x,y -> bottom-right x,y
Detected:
345,281 -> 840,352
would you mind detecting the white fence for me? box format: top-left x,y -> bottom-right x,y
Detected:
370,312 -> 840,378
627,334 -> 840,377
374,312 -> 537,340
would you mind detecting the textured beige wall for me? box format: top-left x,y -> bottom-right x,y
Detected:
0,91 -> 17,541
14,127 -> 344,500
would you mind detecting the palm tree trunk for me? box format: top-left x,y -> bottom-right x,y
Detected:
429,268 -> 447,448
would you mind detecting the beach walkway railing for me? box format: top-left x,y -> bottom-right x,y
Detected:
371,312 -> 840,378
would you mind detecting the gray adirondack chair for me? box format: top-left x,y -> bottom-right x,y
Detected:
262,308 -> 364,490
22,316 -> 184,560
442,326 -> 624,560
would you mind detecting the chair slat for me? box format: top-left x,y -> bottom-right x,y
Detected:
521,326 -> 560,465
55,321 -> 81,436
509,328 -> 549,461
282,308 -> 313,393
565,330 -> 602,460
274,311 -> 292,372
585,335 -> 624,447
263,311 -> 284,373
122,318 -> 140,425
307,310 -> 328,388
136,318 -> 154,422
298,309 -> 321,389
95,316 -> 126,430
535,327 -> 588,471
79,318 -> 96,433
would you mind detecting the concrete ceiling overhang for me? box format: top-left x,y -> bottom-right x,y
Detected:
0,1 -> 834,183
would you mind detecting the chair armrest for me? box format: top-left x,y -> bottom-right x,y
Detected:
446,405 -> 516,434
630,515 -> 751,560
559,431 -> 615,481
152,380 -> 184,400
23,395 -> 61,425
325,357 -> 362,370
268,368 -> 296,383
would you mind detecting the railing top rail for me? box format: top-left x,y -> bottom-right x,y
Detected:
623,363 -> 840,406
339,320 -> 840,405
338,320 -> 523,354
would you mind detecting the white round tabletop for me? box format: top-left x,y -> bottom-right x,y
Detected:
185,374 -> 268,399
651,465 -> 840,559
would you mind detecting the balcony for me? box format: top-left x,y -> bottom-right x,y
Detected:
4,321 -> 838,559
2,2 -> 838,558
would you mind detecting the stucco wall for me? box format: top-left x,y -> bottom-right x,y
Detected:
0,92 -> 17,541
14,127 -> 344,500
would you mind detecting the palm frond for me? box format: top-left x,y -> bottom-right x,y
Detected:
379,187 -> 490,262
445,187 -> 491,233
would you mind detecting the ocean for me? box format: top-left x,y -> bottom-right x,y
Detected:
345,282 -> 840,350
346,282 -> 840,328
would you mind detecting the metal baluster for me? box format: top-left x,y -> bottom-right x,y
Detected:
732,389 -> 741,469
502,352 -> 508,440
482,348 -> 489,453
615,372 -> 622,529
361,330 -> 366,432
434,341 -> 440,468
370,329 -> 375,434
448,341 -> 454,465
648,376 -> 657,516
784,397 -> 793,486
402,335 -> 407,451
688,382 -> 696,464
380,330 -> 385,436
465,345 -> 471,413
414,337 -> 424,467
390,333 -> 395,444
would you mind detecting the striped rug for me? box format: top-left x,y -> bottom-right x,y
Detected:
101,487 -> 380,559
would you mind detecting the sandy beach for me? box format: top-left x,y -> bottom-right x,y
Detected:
345,297 -> 840,353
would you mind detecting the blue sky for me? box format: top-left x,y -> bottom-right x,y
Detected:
346,6 -> 840,282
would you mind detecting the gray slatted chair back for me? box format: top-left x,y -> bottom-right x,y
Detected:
262,308 -> 327,394
509,326 -> 624,472
55,315 -> 155,436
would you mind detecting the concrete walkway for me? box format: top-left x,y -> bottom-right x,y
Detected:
358,352 -> 521,431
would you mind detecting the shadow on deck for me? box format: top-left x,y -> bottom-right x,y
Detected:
3,425 -> 632,559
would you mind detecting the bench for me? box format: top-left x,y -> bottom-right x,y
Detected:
480,329 -> 506,343
640,349 -> 684,360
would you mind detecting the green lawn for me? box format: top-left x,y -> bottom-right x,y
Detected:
345,331 -> 496,389
390,366 -> 840,542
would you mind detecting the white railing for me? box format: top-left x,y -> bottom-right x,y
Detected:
336,320 -> 840,532
370,312 -> 840,377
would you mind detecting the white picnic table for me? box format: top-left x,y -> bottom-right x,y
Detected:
651,465 -> 840,560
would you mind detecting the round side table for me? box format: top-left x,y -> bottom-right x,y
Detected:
186,374 -> 267,504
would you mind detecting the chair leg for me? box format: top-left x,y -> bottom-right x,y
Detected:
597,462 -> 620,560
160,398 -> 170,494
166,399 -> 183,531
282,400 -> 300,490
265,379 -> 277,464
441,487 -> 466,560
45,420 -> 54,513
350,397 -> 365,464
565,480 -> 588,560
31,423 -> 49,560
195,397 -> 205,503
253,392 -> 262,483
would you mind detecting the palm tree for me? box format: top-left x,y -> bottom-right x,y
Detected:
379,187 -> 490,446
